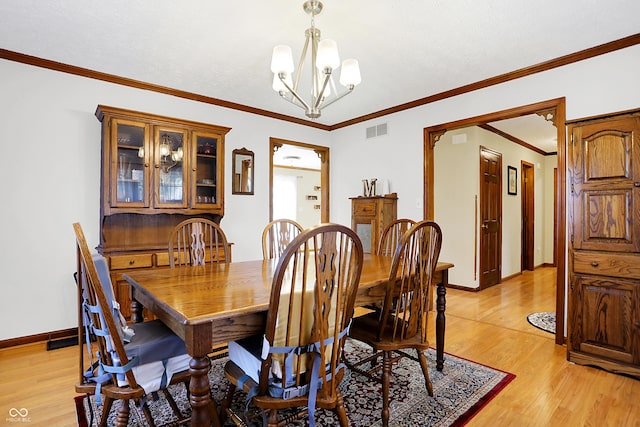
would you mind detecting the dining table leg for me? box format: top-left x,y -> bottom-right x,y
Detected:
189,355 -> 218,427
435,269 -> 448,371
186,323 -> 221,427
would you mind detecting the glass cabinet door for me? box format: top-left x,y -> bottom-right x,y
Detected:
112,119 -> 149,207
192,131 -> 221,209
153,127 -> 188,208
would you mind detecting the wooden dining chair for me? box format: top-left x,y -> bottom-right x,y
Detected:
73,223 -> 197,427
168,218 -> 230,267
347,220 -> 442,427
360,218 -> 417,314
220,223 -> 364,427
168,218 -> 231,359
376,218 -> 416,256
261,218 -> 303,260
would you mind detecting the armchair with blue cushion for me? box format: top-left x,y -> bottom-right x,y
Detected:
73,223 -> 207,427
220,223 -> 364,427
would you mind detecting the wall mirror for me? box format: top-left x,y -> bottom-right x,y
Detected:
232,147 -> 254,195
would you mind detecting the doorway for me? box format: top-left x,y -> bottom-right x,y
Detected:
521,161 -> 535,271
423,97 -> 566,345
269,137 -> 330,226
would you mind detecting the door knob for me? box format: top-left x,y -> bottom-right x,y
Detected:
481,224 -> 488,229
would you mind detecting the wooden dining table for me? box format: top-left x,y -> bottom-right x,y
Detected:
123,255 -> 453,426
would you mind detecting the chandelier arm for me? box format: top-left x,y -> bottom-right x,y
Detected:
313,72 -> 332,109
279,94 -> 307,110
310,32 -> 319,106
278,74 -> 311,111
293,31 -> 312,95
318,85 -> 355,110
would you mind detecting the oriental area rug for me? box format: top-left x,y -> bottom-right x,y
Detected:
76,340 -> 515,427
526,312 -> 556,334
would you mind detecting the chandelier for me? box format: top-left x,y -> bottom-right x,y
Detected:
270,1 -> 361,119
138,133 -> 183,173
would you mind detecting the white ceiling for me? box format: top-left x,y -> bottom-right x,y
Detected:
1,0 -> 638,149
487,114 -> 558,153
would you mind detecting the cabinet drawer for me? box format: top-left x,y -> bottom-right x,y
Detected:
155,251 -> 174,267
110,253 -> 153,270
574,251 -> 640,279
353,200 -> 375,216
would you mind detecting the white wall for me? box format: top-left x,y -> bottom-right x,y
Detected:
543,155 -> 558,265
1,43 -> 639,341
273,166 -> 322,229
329,43 -> 640,278
432,126 -> 553,289
0,59 -> 329,340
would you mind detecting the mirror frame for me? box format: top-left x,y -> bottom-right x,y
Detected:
232,147 -> 254,195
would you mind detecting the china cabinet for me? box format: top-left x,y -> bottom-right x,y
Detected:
96,105 -> 232,319
567,109 -> 640,378
350,195 -> 397,253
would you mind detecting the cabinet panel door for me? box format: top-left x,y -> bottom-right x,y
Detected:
571,274 -> 640,364
153,127 -> 188,208
570,117 -> 640,252
110,119 -> 150,208
191,131 -> 224,210
354,219 -> 374,253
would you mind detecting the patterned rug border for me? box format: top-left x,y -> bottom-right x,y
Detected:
75,344 -> 516,427
446,359 -> 514,427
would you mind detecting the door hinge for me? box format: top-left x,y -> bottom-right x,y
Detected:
570,233 -> 574,244
570,183 -> 575,194
570,134 -> 574,145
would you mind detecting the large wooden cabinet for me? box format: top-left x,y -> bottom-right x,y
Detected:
567,110 -> 640,378
350,195 -> 397,253
96,105 -> 232,319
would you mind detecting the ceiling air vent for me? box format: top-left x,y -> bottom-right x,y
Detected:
366,123 -> 388,139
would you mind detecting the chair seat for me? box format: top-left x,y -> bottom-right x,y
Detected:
227,335 -> 265,384
224,360 -> 259,394
350,312 -> 430,352
114,320 -> 191,394
125,320 -> 188,364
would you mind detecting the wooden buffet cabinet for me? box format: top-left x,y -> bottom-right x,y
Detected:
567,109 -> 640,378
96,105 -> 232,320
350,195 -> 397,253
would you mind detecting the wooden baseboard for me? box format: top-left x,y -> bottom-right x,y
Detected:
0,327 -> 77,349
446,283 -> 480,292
538,263 -> 556,268
501,271 -> 522,282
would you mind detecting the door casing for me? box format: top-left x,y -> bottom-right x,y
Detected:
423,97 -> 566,345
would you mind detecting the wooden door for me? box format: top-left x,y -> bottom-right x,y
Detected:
570,116 -> 640,252
571,273 -> 640,366
521,161 -> 535,270
479,146 -> 502,288
568,112 -> 640,376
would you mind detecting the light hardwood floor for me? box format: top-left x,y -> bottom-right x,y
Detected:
1,266 -> 639,426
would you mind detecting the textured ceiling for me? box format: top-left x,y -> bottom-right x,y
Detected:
1,0 -> 638,146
